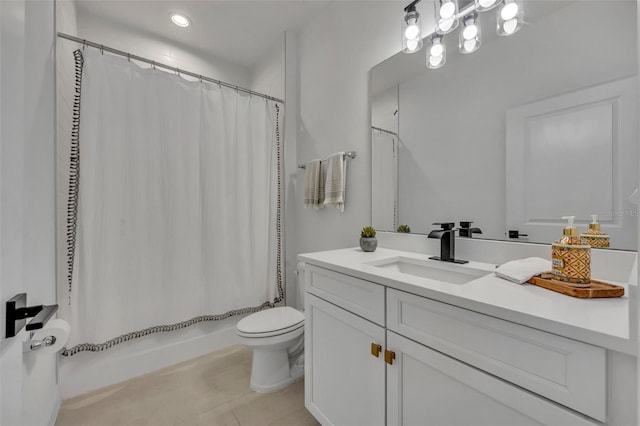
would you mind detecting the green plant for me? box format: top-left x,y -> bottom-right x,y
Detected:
360,226 -> 376,238
397,224 -> 411,233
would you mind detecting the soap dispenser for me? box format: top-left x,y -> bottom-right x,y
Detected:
580,214 -> 610,248
551,216 -> 591,284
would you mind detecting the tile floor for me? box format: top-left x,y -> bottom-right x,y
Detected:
55,345 -> 319,426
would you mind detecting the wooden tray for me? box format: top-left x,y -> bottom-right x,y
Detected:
527,276 -> 625,299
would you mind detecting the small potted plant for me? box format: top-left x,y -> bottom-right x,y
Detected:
360,226 -> 377,252
397,224 -> 411,233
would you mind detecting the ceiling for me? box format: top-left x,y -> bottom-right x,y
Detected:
75,0 -> 332,68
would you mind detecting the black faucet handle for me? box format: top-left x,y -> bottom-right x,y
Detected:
432,222 -> 455,231
459,221 -> 473,228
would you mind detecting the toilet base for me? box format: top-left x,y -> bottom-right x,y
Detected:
249,347 -> 304,393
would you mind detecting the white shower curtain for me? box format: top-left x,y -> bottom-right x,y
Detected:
65,49 -> 282,350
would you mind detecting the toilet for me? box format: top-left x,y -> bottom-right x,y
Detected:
236,263 -> 306,392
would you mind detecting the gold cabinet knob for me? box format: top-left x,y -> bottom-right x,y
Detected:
371,343 -> 382,358
384,349 -> 396,365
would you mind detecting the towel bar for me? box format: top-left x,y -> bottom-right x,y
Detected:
298,151 -> 356,169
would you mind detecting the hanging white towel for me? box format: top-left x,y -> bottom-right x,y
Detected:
303,159 -> 324,209
494,257 -> 552,284
324,152 -> 347,212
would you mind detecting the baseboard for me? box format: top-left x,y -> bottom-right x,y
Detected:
59,317 -> 240,399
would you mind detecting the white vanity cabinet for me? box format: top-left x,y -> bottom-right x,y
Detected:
305,293 -> 385,425
304,263 -> 614,426
304,264 -> 387,425
385,288 -> 603,426
386,289 -> 606,423
386,332 -> 595,426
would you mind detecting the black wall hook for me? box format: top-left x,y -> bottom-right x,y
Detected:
5,293 -> 58,338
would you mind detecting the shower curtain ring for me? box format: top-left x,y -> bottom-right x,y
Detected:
127,53 -> 130,62
199,75 -> 203,83
82,39 -> 87,50
100,45 -> 104,54
176,68 -> 180,76
152,61 -> 155,70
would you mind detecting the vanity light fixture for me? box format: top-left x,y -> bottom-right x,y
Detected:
170,13 -> 191,28
402,0 -> 424,54
475,0 -> 501,12
497,0 -> 522,36
426,34 -> 446,69
459,13 -> 481,54
435,0 -> 459,34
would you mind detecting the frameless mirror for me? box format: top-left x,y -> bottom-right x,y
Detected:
371,0 -> 638,250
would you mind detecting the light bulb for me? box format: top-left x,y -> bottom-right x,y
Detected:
478,0 -> 497,7
430,43 -> 444,57
406,39 -> 419,52
463,39 -> 477,52
462,24 -> 478,40
405,23 -> 420,40
503,18 -> 518,34
501,3 -> 519,21
170,13 -> 191,27
438,17 -> 455,32
439,1 -> 455,19
429,55 -> 444,67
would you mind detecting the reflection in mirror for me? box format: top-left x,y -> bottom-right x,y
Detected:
371,0 -> 638,250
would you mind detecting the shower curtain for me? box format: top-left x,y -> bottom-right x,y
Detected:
371,129 -> 397,231
62,49 -> 283,354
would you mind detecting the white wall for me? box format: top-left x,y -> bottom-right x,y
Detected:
251,34 -> 285,101
636,2 -> 640,421
1,0 -> 59,424
75,10 -> 251,88
283,32 -> 300,308
295,1 -> 401,256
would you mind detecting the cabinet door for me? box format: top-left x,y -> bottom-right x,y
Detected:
306,293 -> 386,426
386,332 -> 597,426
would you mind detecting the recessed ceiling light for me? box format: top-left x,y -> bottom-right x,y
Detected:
170,13 -> 191,28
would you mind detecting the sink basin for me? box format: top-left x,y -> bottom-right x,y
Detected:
367,256 -> 490,284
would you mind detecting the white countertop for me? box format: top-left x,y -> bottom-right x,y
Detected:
299,247 -> 636,355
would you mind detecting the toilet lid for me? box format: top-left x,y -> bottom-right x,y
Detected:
237,306 -> 304,336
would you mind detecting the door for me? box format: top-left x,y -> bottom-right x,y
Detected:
386,332 -> 597,426
305,293 -> 385,426
506,77 -> 638,249
0,1 -> 58,425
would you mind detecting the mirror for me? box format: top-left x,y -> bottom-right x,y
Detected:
371,0 -> 638,250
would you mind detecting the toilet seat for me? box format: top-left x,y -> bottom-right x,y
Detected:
237,307 -> 304,338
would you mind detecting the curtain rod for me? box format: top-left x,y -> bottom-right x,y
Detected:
57,32 -> 285,104
371,126 -> 397,136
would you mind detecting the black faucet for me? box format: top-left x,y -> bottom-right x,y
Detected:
428,222 -> 468,264
458,221 -> 482,238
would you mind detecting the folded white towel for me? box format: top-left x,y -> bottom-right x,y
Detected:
303,159 -> 324,209
495,257 -> 552,284
323,152 -> 347,212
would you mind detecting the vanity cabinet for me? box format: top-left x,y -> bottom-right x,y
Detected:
305,293 -> 385,425
304,265 -> 387,425
386,332 -> 594,426
387,289 -> 606,422
305,264 -> 605,426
